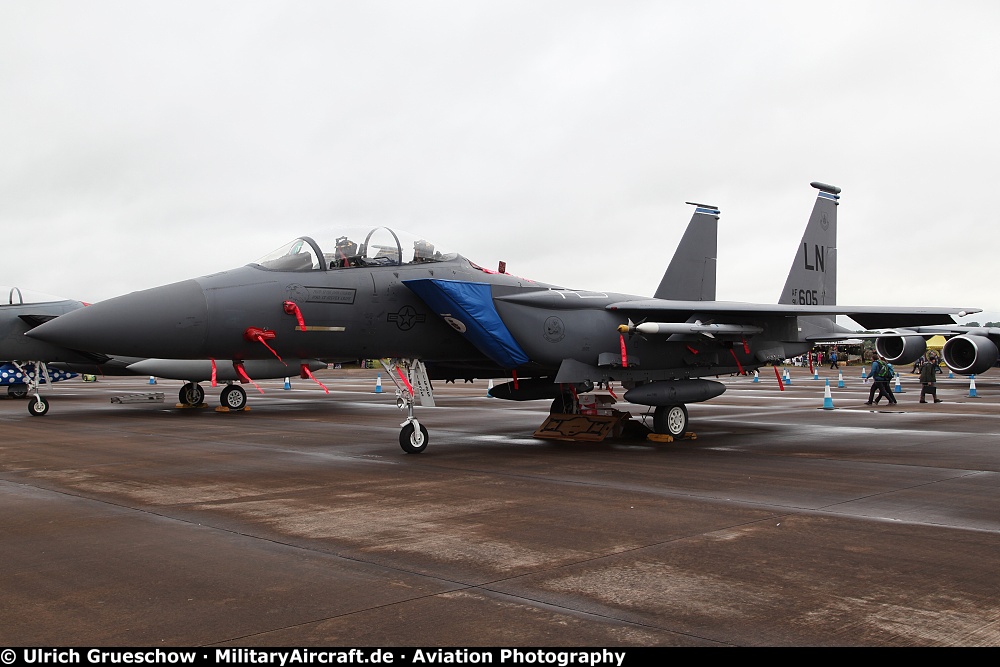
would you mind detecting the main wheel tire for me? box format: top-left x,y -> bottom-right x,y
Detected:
399,422 -> 429,454
8,384 -> 28,399
221,385 -> 248,410
653,404 -> 688,437
179,382 -> 205,406
28,396 -> 50,417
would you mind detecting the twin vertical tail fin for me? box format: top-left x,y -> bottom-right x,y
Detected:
778,182 -> 840,306
654,203 -> 719,301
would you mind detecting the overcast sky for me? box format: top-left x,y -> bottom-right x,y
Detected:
3,1 -> 999,325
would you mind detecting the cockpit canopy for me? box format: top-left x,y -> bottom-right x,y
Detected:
1,286 -> 71,306
252,227 -> 458,272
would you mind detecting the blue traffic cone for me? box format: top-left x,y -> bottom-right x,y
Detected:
487,378 -> 494,397
374,372 -> 383,393
837,370 -> 844,388
148,376 -> 156,385
822,379 -> 835,410
949,369 -> 954,379
894,374 -> 904,393
752,370 -> 759,383
813,367 -> 820,380
784,369 -> 792,385
861,367 -> 867,380
283,377 -> 291,390
969,375 -> 978,398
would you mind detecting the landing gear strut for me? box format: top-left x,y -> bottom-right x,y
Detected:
550,390 -> 579,414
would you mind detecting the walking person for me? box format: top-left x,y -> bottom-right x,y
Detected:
866,355 -> 897,405
829,349 -> 838,370
919,358 -> 943,403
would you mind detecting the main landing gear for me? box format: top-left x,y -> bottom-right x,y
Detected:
176,381 -> 248,410
221,384 -> 248,410
653,404 -> 689,438
535,385 -> 694,443
178,382 -> 206,406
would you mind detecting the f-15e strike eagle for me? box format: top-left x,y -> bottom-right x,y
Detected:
28,182 -> 978,452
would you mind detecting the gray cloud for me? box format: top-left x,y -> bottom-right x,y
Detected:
2,1 -> 998,323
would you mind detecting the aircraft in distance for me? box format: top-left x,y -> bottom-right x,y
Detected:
2,286 -> 327,415
27,183 -> 978,452
1,362 -> 78,397
870,324 -> 1000,375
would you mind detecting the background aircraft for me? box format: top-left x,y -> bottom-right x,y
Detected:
870,323 -> 999,375
1,362 -> 78,398
1,286 -> 327,415
28,183 -> 978,451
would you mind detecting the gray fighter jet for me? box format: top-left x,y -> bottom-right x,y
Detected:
2,286 -> 326,415
28,183 -> 978,451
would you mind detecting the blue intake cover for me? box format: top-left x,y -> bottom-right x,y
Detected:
404,279 -> 529,368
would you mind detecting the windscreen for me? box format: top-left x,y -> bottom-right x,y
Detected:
252,237 -> 323,271
1,286 -> 69,305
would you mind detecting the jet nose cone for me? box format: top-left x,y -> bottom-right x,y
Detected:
27,280 -> 210,358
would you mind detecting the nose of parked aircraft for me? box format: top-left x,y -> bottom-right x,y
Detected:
27,280 -> 210,358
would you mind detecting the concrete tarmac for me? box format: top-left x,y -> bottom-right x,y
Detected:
2,367 -> 999,647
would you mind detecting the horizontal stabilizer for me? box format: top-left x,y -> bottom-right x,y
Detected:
404,279 -> 530,369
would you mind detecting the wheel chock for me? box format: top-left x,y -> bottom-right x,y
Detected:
647,431 -> 697,443
214,406 -> 250,413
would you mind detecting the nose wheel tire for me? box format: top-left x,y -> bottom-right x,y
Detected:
27,396 -> 50,417
654,404 -> 688,437
179,382 -> 205,406
221,385 -> 248,410
399,422 -> 429,454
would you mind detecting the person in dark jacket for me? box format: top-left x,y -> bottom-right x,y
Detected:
866,355 -> 897,405
920,359 -> 943,403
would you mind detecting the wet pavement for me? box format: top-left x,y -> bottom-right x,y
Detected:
2,367 -> 999,646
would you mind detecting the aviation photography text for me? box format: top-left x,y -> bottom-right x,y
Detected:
7,649 -> 629,667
